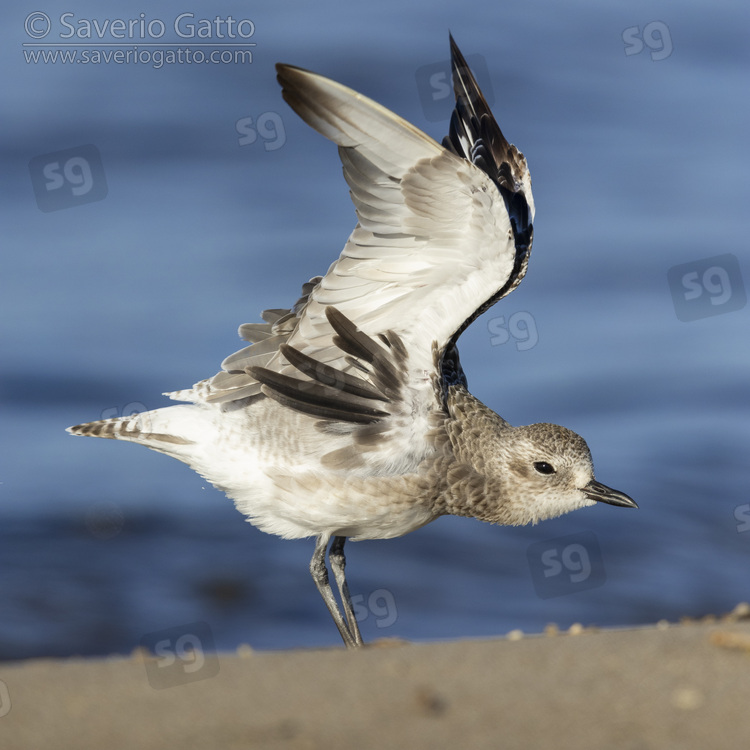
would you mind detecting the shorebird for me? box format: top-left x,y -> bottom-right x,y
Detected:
68,36 -> 637,648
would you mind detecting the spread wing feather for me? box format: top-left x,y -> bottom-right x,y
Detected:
168,38 -> 534,470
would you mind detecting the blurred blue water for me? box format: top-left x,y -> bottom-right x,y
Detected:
1,1 -> 749,659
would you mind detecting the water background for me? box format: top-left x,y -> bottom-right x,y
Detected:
2,0 -> 749,659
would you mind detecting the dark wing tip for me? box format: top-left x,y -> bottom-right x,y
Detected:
444,37 -> 510,168
275,62 -> 310,81
275,63 -> 310,112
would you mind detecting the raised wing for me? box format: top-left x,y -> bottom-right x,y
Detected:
172,38 -> 534,446
271,46 -> 534,376
441,34 -> 534,341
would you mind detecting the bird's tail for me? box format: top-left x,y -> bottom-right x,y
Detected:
66,404 -> 210,462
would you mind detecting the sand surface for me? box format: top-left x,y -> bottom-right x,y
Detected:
2,613 -> 750,749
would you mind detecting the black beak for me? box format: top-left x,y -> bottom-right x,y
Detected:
585,480 -> 638,508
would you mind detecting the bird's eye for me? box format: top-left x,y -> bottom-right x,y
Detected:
534,461 -> 555,475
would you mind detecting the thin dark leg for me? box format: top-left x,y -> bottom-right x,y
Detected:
329,536 -> 364,646
309,534 -> 356,648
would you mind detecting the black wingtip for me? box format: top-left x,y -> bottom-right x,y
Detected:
448,33 -> 468,72
275,62 -> 318,99
448,35 -> 481,103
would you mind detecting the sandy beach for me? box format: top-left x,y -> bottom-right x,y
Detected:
2,608 -> 749,749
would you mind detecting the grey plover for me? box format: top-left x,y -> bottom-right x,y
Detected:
68,36 -> 637,648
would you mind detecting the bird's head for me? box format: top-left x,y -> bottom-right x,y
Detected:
479,422 -> 637,525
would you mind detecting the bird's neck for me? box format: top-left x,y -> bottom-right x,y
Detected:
429,386 -> 518,525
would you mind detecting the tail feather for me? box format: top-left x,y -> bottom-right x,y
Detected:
66,405 -> 204,459
67,417 -> 192,445
66,403 -> 265,504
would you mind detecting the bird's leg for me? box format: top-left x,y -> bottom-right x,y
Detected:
329,536 -> 364,647
309,534 -> 356,648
